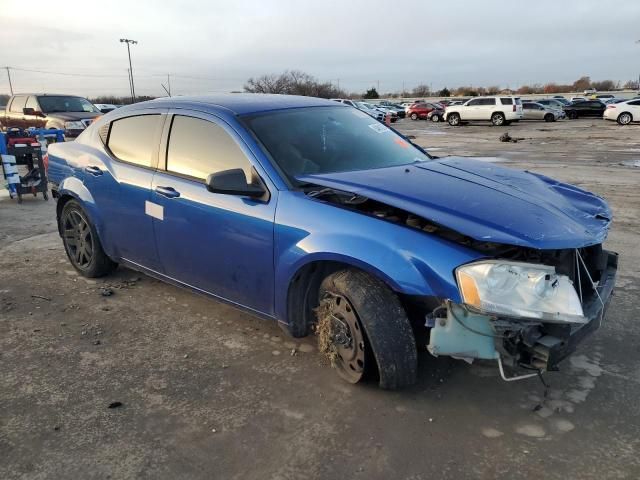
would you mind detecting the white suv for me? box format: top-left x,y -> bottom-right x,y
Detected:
445,96 -> 523,126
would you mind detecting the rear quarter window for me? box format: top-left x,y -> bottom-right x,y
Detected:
107,114 -> 162,168
500,98 -> 513,105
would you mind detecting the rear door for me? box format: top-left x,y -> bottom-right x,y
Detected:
627,100 -> 640,120
150,111 -> 277,315
88,111 -> 166,270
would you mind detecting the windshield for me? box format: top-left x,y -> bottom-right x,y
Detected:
37,96 -> 100,114
243,106 -> 430,183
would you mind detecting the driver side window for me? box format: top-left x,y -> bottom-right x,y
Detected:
166,116 -> 253,182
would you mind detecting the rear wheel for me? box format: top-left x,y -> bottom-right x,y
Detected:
447,113 -> 461,126
491,112 -> 506,126
617,112 -> 632,125
316,269 -> 417,389
568,110 -> 578,119
60,200 -> 117,278
430,114 -> 440,122
410,113 -> 418,120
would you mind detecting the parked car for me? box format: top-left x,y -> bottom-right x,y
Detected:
603,98 -> 640,125
583,88 -> 597,95
570,96 -> 587,102
359,102 -> 397,122
593,94 -> 614,100
445,96 -> 523,126
426,108 -> 445,122
521,102 -> 562,122
604,98 -> 626,105
0,93 -> 102,137
331,99 -> 386,122
536,98 -> 568,110
377,102 -> 406,118
407,103 -> 438,120
93,103 -> 120,114
563,100 -> 607,119
551,97 -> 570,106
47,94 -> 617,388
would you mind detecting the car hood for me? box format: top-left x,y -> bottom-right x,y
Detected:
45,111 -> 101,121
296,157 -> 612,249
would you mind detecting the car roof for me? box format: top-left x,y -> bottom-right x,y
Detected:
138,94 -> 341,115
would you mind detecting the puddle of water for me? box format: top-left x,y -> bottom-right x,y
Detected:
621,160 -> 640,168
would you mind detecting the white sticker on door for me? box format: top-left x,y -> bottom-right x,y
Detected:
145,201 -> 164,220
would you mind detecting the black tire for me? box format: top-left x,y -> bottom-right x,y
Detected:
317,269 -> 417,389
491,112 -> 506,126
430,114 -> 440,123
447,113 -> 461,126
410,113 -> 418,120
59,200 -> 117,278
617,112 -> 632,125
544,113 -> 554,122
568,110 -> 578,119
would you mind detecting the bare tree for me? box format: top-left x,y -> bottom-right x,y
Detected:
244,70 -> 345,98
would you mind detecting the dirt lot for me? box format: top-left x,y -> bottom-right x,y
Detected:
1,118 -> 640,480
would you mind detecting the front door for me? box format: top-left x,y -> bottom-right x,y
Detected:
150,112 -> 276,315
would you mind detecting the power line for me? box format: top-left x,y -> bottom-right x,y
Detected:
9,66 -> 129,78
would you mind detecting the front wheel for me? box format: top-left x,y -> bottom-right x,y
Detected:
568,110 -> 578,119
430,114 -> 440,122
316,269 -> 417,389
618,112 -> 632,125
60,200 -> 117,277
491,112 -> 506,126
410,113 -> 418,120
447,113 -> 461,126
544,113 -> 555,122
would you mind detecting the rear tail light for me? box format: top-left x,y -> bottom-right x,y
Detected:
43,153 -> 49,173
606,105 -> 616,109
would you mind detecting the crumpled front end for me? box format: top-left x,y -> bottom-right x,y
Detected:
427,246 -> 617,378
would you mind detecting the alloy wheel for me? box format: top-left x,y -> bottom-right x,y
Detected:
62,209 -> 94,269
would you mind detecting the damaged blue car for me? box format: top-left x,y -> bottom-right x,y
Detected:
47,94 -> 617,389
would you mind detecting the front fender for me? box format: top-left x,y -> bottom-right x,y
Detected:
273,192 -> 483,322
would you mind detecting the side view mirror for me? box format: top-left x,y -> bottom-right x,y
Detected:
206,168 -> 266,199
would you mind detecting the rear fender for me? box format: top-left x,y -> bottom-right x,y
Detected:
57,177 -> 112,256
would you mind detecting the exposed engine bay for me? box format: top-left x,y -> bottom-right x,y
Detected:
306,184 -> 618,379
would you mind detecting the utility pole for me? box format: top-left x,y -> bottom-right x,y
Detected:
120,38 -> 138,102
5,67 -> 13,95
127,69 -> 133,103
161,74 -> 171,97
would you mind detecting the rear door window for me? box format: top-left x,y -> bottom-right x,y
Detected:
165,115 -> 253,182
479,98 -> 496,106
107,114 -> 162,168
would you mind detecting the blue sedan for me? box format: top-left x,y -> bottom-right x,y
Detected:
47,94 -> 617,389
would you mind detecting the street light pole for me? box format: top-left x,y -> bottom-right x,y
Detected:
120,38 -> 138,102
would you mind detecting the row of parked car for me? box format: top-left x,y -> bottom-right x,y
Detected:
367,94 -> 640,126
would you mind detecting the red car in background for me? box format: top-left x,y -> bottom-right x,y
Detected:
407,102 -> 441,120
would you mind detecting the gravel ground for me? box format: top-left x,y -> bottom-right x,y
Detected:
1,117 -> 639,480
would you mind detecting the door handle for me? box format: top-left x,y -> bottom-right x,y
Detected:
154,186 -> 181,198
85,166 -> 103,176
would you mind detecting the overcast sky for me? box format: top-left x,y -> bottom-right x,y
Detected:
1,0 -> 639,97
